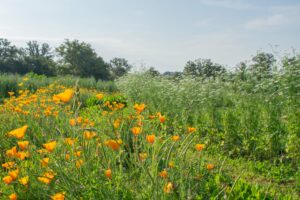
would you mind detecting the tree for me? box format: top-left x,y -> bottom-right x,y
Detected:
0,38 -> 25,74
250,52 -> 276,80
109,58 -> 132,79
146,67 -> 160,77
56,39 -> 110,80
183,58 -> 226,78
21,41 -> 56,76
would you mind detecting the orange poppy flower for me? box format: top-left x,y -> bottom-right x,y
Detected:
83,131 -> 96,140
53,89 -> 74,103
6,146 -> 18,157
172,135 -> 180,142
8,125 -> 28,139
159,116 -> 166,123
17,141 -> 29,150
146,134 -> 156,144
159,169 -> 168,179
188,127 -> 196,133
207,164 -> 215,170
3,176 -> 13,184
51,192 -> 65,200
163,182 -> 174,193
9,193 -> 17,200
195,144 -> 205,151
133,103 -> 146,114
105,169 -> 112,179
43,141 -> 57,152
105,140 -> 120,151
41,157 -> 50,167
2,162 -> 15,169
19,176 -> 29,186
131,127 -> 141,136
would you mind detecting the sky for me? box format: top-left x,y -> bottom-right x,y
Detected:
1,0 -> 300,72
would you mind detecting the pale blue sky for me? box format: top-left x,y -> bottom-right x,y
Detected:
1,0 -> 300,72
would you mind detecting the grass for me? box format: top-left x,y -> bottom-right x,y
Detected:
0,69 -> 299,199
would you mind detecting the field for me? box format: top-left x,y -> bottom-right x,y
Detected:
0,70 -> 299,199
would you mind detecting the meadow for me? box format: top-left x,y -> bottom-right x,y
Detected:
0,66 -> 299,199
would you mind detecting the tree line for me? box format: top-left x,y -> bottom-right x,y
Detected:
0,38 -> 298,81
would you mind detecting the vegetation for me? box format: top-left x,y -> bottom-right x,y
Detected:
0,43 -> 299,199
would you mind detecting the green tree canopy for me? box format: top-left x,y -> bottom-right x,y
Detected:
56,39 -> 110,80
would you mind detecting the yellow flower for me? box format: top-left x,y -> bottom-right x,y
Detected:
172,135 -> 180,142
76,159 -> 84,168
83,131 -> 96,140
188,127 -> 196,133
9,193 -> 17,200
96,93 -> 104,100
195,144 -> 205,151
8,125 -> 28,139
163,182 -> 174,193
131,127 -> 141,136
38,177 -> 51,184
139,153 -> 147,161
8,91 -> 15,96
146,134 -> 156,144
168,161 -> 174,168
19,176 -> 29,186
2,162 -> 15,169
53,89 -> 74,103
113,119 -> 121,129
17,141 -> 29,150
51,192 -> 65,200
159,115 -> 166,123
65,138 -> 76,145
43,141 -> 57,152
105,140 -> 120,151
105,169 -> 112,179
75,151 -> 81,157
41,157 -> 50,167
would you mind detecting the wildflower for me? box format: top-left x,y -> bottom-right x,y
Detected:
149,115 -> 155,119
65,154 -> 70,161
159,169 -> 168,179
207,164 -> 215,170
188,127 -> 196,133
38,177 -> 51,184
146,134 -> 156,144
131,127 -> 141,136
69,119 -> 76,126
51,192 -> 65,200
105,169 -> 112,179
159,115 -> 166,123
133,103 -> 145,114
195,144 -> 205,151
17,141 -> 29,150
105,140 -> 120,151
18,82 -> 23,87
168,161 -> 174,168
163,182 -> 174,193
6,146 -> 18,157
139,153 -> 148,161
83,131 -> 96,140
19,176 -> 29,186
8,91 -> 15,96
2,162 -> 15,169
3,176 -> 13,184
113,119 -> 121,129
53,89 -> 74,103
9,193 -> 17,200
65,138 -> 76,145
96,93 -> 104,100
172,135 -> 180,142
76,159 -> 84,168
9,169 -> 19,180
41,157 -> 50,167
8,125 -> 28,139
43,141 -> 57,152
75,151 -> 81,157
16,151 -> 29,160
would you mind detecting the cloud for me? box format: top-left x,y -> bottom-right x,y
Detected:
245,14 -> 287,30
245,4 -> 300,31
199,0 -> 253,9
